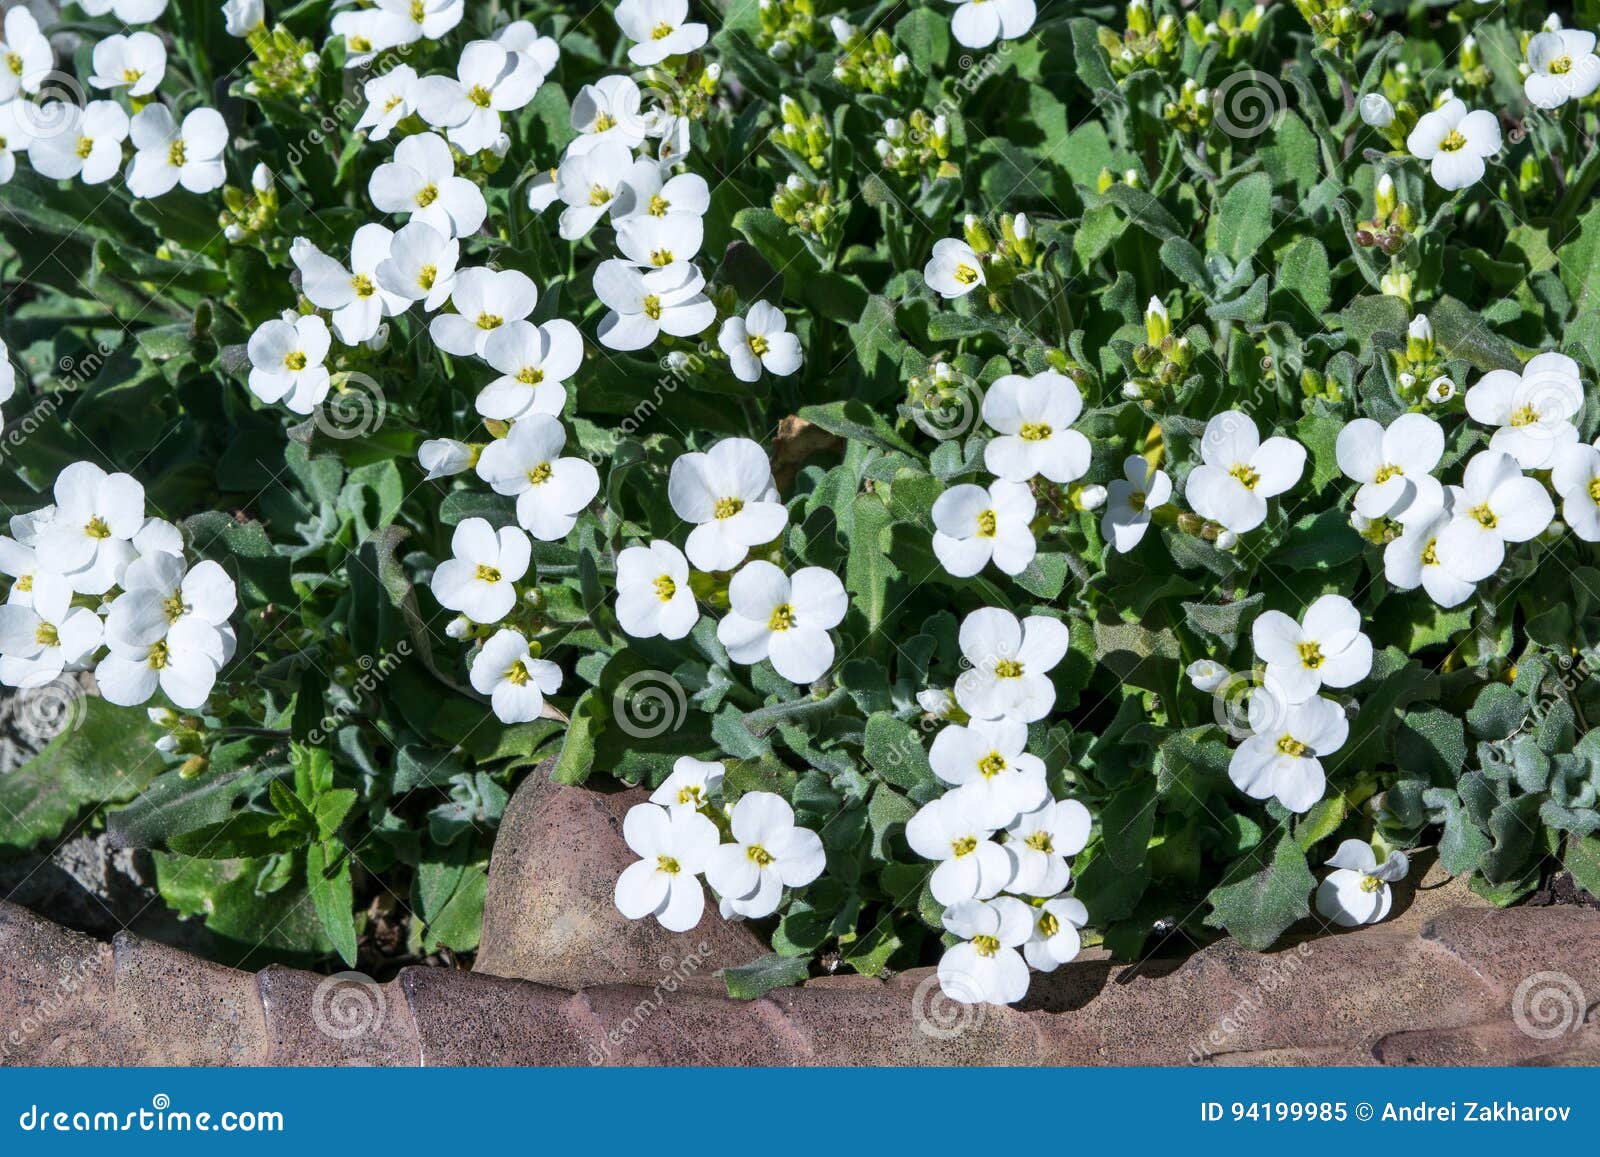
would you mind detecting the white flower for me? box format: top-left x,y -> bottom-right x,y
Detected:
474,415 -> 599,542
1382,493 -> 1477,608
906,794 -> 1015,905
97,616 -> 226,711
78,0 -> 169,21
945,0 -> 1035,50
1251,594 -> 1373,705
332,7 -> 416,67
1553,441 -> 1600,542
476,319 -> 581,421
554,140 -> 635,240
954,607 -> 1070,723
1524,29 -> 1600,110
1464,352 -> 1582,470
88,32 -> 167,98
616,0 -> 708,65
1004,798 -> 1091,897
106,555 -> 235,654
0,101 -> 38,184
1427,375 -> 1456,405
1335,413 -> 1445,522
568,75 -> 646,155
29,101 -> 129,185
496,19 -> 560,76
35,462 -> 143,596
718,302 -> 802,383
125,105 -> 228,199
938,897 -> 1034,1005
1023,896 -> 1089,972
0,8 -> 52,101
429,266 -> 538,357
717,561 -> 846,685
1228,691 -> 1347,814
924,237 -> 985,298
1434,450 -> 1554,583
705,792 -> 825,918
374,220 -> 459,311
1103,454 -> 1173,552
1186,658 -> 1229,692
931,479 -> 1037,578
292,226 -> 409,346
430,517 -> 531,624
1359,93 -> 1395,127
667,437 -> 787,571
414,40 -> 542,154
928,718 -> 1049,828
616,540 -> 698,641
0,536 -> 48,608
468,627 -> 561,723
980,371 -> 1091,484
0,575 -> 102,688
593,259 -> 715,350
247,315 -> 332,414
650,755 -> 723,809
375,0 -> 463,42
369,132 -> 487,239
418,438 -> 474,480
1315,840 -> 1408,927
615,163 -> 709,222
1186,410 -> 1306,534
355,64 -> 419,141
613,802 -> 720,932
615,210 -> 704,269
221,0 -> 264,37
1406,98 -> 1501,190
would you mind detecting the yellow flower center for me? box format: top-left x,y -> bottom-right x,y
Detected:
167,139 -> 186,166
504,660 -> 529,686
654,575 -> 677,601
994,658 -> 1023,679
1276,734 -> 1308,757
516,366 -> 545,385
746,844 -> 774,867
675,785 -> 704,806
1038,911 -> 1060,938
383,95 -> 403,113
122,68 -> 143,84
1297,640 -> 1324,670
951,835 -> 978,857
6,53 -> 22,76
1509,403 -> 1540,427
1024,831 -> 1054,853
651,22 -> 675,40
415,184 -> 439,208
85,517 -> 112,540
1018,422 -> 1052,441
1359,874 -> 1384,894
1128,490 -> 1147,513
713,496 -> 744,520
649,248 -> 674,266
1229,462 -> 1261,490
656,854 -> 681,875
16,575 -> 32,593
953,263 -> 979,285
1421,539 -> 1440,566
351,273 -> 375,298
526,462 -> 553,486
1438,128 -> 1468,153
1549,55 -> 1573,76
417,264 -> 437,290
1373,463 -> 1402,484
147,640 -> 170,670
349,35 -> 372,52
972,934 -> 1001,958
648,193 -> 670,216
475,564 -> 502,583
410,0 -> 426,21
975,508 -> 998,538
476,312 -> 504,330
594,112 -> 616,132
35,622 -> 59,647
283,350 -> 308,371
1589,477 -> 1600,503
588,184 -> 612,206
1468,502 -> 1498,530
977,751 -> 1007,778
768,603 -> 795,631
76,136 -> 95,159
162,592 -> 187,623
468,85 -> 494,109
642,293 -> 662,320
748,333 -> 770,357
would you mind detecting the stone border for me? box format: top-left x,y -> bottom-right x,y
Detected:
1,772 -> 1598,1065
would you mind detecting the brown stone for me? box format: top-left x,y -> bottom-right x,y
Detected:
256,965 -> 418,1066
474,768 -> 766,990
108,933 -> 270,1066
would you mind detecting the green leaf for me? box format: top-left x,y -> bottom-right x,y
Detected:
1203,834 -> 1316,950
1466,682 -> 1527,740
723,952 -> 811,1000
306,841 -> 357,967
550,689 -> 599,785
1217,173 -> 1274,264
862,714 -> 937,792
1563,835 -> 1600,898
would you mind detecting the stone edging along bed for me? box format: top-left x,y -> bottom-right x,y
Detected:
2,770 -> 1598,1066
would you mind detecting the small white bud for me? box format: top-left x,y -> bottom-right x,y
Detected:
1427,376 -> 1456,403
1359,93 -> 1395,128
1078,484 -> 1108,511
418,438 -> 474,481
446,616 -> 471,640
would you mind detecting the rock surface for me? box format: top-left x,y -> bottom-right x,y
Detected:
2,772 -> 1598,1066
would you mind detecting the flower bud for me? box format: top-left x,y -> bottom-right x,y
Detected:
1426,376 -> 1456,403
446,616 -> 471,640
963,213 -> 995,254
1406,314 -> 1434,359
1359,92 -> 1395,128
251,162 -> 273,192
1375,172 -> 1397,218
418,438 -> 476,481
1145,296 -> 1170,344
